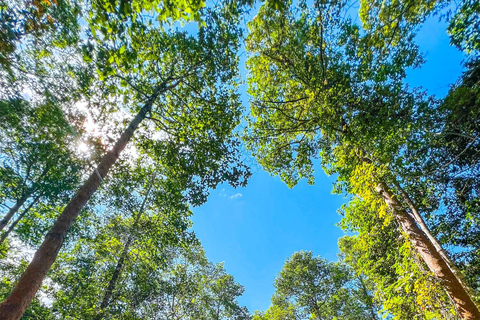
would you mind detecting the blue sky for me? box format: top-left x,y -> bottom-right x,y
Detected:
192,7 -> 466,314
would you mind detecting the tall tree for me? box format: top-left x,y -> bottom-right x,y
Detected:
0,0 -> 106,253
338,199 -> 458,319
0,99 -> 85,244
244,1 -> 479,318
359,0 -> 480,302
50,220 -> 248,319
50,167 -> 196,319
0,255 -> 55,320
253,251 -> 381,320
133,246 -> 249,320
429,60 -> 480,298
0,1 -> 250,318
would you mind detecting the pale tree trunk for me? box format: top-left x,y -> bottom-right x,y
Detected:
0,166 -> 50,232
0,193 -> 30,232
391,180 -> 476,301
375,181 -> 480,320
94,178 -> 154,320
0,88 -> 163,320
0,194 -> 42,247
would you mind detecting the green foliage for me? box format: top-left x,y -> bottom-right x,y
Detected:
1,0 -> 477,317
358,0 -> 442,48
0,97 -> 86,248
52,235 -> 248,319
0,0 -> 81,71
358,0 -> 479,56
255,251 -> 381,320
244,0 -> 470,318
338,196 -> 457,319
396,59 -> 480,301
1,0 -> 251,317
79,0 -> 251,205
0,251 -> 55,319
245,0 -> 422,188
252,304 -> 297,320
447,0 -> 480,54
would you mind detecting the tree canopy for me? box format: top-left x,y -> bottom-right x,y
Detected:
245,0 -> 479,318
0,0 -> 479,319
253,251 -> 381,320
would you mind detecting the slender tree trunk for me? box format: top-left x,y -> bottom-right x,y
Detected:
0,89 -> 162,320
358,276 -> 379,320
0,194 -> 42,247
94,178 -> 154,320
96,245 -> 129,315
375,181 -> 480,320
0,166 -> 50,231
309,298 -> 323,320
0,193 -> 30,232
391,180 -> 476,301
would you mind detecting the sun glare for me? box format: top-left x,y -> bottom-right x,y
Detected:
78,141 -> 89,154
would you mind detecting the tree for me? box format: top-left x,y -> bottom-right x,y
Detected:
244,1 -> 479,318
0,0 -> 91,249
133,247 -> 249,320
0,0 -> 81,73
254,251 -> 381,320
430,60 -> 480,298
359,0 -> 480,302
252,305 -> 297,320
51,229 -> 248,319
49,166 -> 196,319
0,0 -> 250,318
0,257 -> 55,320
358,0 -> 479,55
0,99 -> 86,248
395,58 -> 480,303
338,199 -> 458,319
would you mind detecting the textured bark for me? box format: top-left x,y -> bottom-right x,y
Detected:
375,181 -> 480,320
94,179 -> 153,320
0,194 -> 42,246
392,180 -> 476,301
0,90 -> 162,320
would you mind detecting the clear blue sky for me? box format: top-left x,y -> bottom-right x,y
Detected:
192,7 -> 466,314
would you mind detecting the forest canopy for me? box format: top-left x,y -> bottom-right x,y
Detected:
0,0 -> 478,319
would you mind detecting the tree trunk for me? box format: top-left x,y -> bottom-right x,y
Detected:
96,246 -> 129,316
358,276 -> 379,320
0,165 -> 50,232
375,181 -> 480,320
0,193 -> 30,232
0,90 -> 162,320
391,180 -> 476,301
94,178 -> 153,320
0,194 -> 42,247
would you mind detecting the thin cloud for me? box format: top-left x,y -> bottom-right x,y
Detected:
230,193 -> 242,199
219,188 -> 227,197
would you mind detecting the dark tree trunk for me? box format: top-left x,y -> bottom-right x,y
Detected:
358,276 -> 379,320
375,181 -> 480,320
0,90 -> 161,320
94,179 -> 153,320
